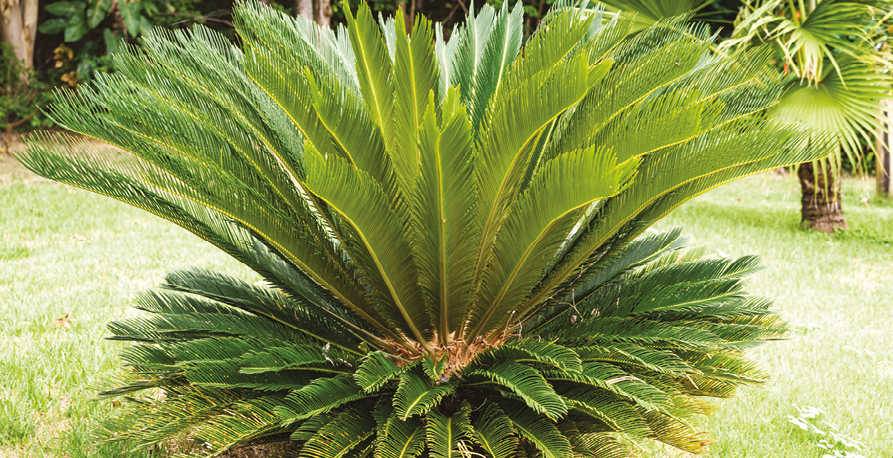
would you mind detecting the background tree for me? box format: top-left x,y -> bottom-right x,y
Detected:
594,0 -> 734,34
0,0 -> 37,80
720,0 -> 893,232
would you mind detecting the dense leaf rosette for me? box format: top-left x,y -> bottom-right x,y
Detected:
18,0 -> 831,456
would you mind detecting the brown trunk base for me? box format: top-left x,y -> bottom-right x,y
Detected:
798,160 -> 847,233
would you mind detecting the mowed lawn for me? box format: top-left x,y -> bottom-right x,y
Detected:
1,152 -> 891,458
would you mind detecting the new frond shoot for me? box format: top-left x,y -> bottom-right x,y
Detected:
17,0 -> 832,456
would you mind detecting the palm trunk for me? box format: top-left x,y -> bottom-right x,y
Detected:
295,0 -> 312,19
296,0 -> 331,26
0,0 -> 38,81
877,98 -> 892,198
799,159 -> 848,233
313,0 -> 331,27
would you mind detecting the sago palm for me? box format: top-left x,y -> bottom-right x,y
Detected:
17,1 -> 831,456
720,0 -> 893,232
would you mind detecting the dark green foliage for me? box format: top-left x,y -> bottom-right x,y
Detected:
18,0 -> 832,456
0,44 -> 54,144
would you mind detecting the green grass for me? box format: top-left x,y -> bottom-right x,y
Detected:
1,154 -> 891,457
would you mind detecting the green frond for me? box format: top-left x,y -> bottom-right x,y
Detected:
239,343 -> 342,374
471,403 -> 519,458
376,414 -> 427,458
545,361 -> 671,413
410,90 -> 478,343
451,2 -> 524,133
558,385 -> 650,436
160,267 -> 366,352
354,352 -> 416,392
303,146 -> 431,345
426,401 -> 473,458
473,340 -> 583,375
276,374 -> 365,422
422,354 -> 448,380
344,0 -> 396,154
574,344 -> 693,376
464,361 -> 567,419
500,401 -> 572,458
567,431 -> 631,458
393,368 -> 455,420
298,403 -> 376,458
392,9 -> 440,197
468,145 -> 637,338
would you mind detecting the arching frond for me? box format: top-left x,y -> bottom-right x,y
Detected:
17,1 -> 817,455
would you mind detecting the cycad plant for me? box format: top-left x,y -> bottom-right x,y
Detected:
720,0 -> 893,232
18,1 -> 831,456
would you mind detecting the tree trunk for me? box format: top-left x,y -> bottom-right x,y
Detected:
0,0 -> 38,79
295,0 -> 330,26
799,159 -> 848,233
296,0 -> 313,20
396,2 -> 410,30
313,0 -> 331,27
877,98 -> 893,198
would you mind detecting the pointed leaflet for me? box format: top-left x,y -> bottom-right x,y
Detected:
392,8 -> 440,197
393,369 -> 455,420
426,401 -> 473,458
500,402 -> 572,458
411,89 -> 478,343
354,352 -> 415,392
299,404 -> 376,458
450,4 -> 496,117
533,122 -> 831,315
469,51 -> 593,335
472,403 -> 518,458
467,145 -> 637,340
377,414 -> 427,458
303,146 -> 432,347
277,374 -> 364,421
345,0 -> 396,153
464,1 -> 524,133
465,361 -> 567,419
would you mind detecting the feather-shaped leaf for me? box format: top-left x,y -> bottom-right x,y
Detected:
426,401 -> 472,458
411,89 -> 478,343
393,369 -> 454,420
344,0 -> 396,153
277,374 -> 364,421
465,361 -> 566,419
355,352 -> 415,392
392,9 -> 440,197
377,414 -> 427,458
500,401 -> 572,458
303,146 -> 431,345
299,403 -> 376,458
472,403 -> 518,458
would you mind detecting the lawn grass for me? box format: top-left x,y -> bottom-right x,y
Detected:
1,153 -> 891,458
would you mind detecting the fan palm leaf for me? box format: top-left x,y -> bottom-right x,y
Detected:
17,0 -> 833,455
721,0 -> 893,169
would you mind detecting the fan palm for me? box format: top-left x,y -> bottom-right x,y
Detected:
720,0 -> 893,232
593,0 -> 727,35
17,0 -> 831,456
